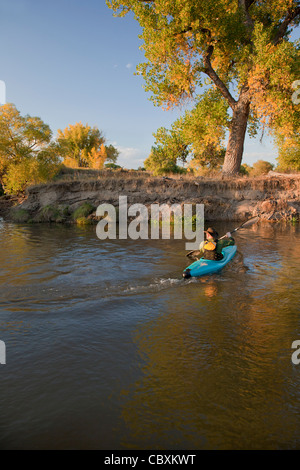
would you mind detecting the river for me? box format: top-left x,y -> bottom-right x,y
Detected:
0,219 -> 299,450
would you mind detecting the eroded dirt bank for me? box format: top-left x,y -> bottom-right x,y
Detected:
1,174 -> 299,222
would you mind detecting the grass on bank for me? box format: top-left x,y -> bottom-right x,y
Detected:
72,202 -> 95,225
9,202 -> 96,225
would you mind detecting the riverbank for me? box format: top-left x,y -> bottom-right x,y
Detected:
1,173 -> 299,224
0,195 -> 22,220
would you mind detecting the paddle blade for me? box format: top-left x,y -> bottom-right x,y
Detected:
186,250 -> 201,258
219,216 -> 260,239
239,216 -> 260,229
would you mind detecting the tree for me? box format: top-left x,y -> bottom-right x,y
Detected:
250,159 -> 274,176
108,0 -> 300,174
57,122 -> 120,169
105,144 -> 120,164
88,144 -> 107,170
57,122 -> 105,168
0,104 -> 60,193
3,145 -> 61,194
0,103 -> 52,175
105,162 -> 122,169
240,163 -> 252,175
274,114 -> 300,171
144,126 -> 188,174
144,88 -> 226,174
277,139 -> 300,171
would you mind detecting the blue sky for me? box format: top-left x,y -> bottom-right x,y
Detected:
0,0 -> 299,168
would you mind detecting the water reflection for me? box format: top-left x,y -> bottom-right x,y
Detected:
0,220 -> 299,449
119,224 -> 300,449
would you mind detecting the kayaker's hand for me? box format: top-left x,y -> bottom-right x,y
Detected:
226,232 -> 231,238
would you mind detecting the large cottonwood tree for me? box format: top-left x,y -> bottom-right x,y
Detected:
108,0 -> 300,174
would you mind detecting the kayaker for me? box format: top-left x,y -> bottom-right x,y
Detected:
199,227 -> 235,261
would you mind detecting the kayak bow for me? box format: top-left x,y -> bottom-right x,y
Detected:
183,245 -> 237,279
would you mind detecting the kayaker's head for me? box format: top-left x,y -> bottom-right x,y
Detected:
204,227 -> 219,239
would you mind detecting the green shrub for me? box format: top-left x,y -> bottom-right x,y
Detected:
72,203 -> 95,220
10,209 -> 30,223
35,205 -> 69,223
3,156 -> 61,195
105,163 -> 122,170
240,163 -> 252,175
249,160 -> 274,177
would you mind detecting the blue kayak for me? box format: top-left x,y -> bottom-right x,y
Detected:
183,245 -> 237,278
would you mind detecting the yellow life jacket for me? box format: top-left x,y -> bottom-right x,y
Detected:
204,240 -> 217,251
203,239 -> 223,261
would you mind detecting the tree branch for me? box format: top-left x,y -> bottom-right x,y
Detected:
245,0 -> 256,9
273,5 -> 300,45
238,0 -> 254,30
176,24 -> 237,108
203,45 -> 237,109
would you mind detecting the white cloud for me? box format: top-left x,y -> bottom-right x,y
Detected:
116,145 -> 140,159
126,63 -> 133,69
114,145 -> 146,168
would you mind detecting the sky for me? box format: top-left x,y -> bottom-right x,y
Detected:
0,0 -> 299,169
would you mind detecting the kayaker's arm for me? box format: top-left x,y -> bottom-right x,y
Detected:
216,236 -> 235,253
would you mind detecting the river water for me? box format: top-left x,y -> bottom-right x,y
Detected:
0,218 -> 299,450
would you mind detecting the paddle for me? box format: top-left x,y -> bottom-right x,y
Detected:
186,215 -> 260,258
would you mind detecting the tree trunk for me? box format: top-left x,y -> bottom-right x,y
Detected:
222,87 -> 250,175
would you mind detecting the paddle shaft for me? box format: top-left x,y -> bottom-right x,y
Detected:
219,227 -> 241,240
219,216 -> 259,239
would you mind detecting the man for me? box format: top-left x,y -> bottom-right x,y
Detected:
199,227 -> 235,261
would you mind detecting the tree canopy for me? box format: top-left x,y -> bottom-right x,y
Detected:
144,125 -> 188,174
57,122 -> 105,168
0,104 -> 60,193
108,0 -> 300,174
0,105 -> 121,194
57,122 -> 119,169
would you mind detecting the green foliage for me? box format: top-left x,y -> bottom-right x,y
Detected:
10,208 -> 30,223
250,160 -> 274,176
39,206 -> 61,223
290,215 -> 299,225
240,163 -> 252,175
105,144 -> 120,164
0,104 -> 61,194
144,126 -> 188,175
180,89 -> 227,174
144,88 -> 227,175
108,0 -> 300,174
274,124 -> 300,172
109,0 -> 300,110
3,149 -> 61,195
72,202 -> 95,221
277,145 -> 300,172
0,103 -> 52,169
105,162 -> 122,169
34,205 -> 70,223
144,151 -> 181,175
